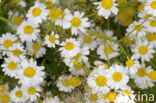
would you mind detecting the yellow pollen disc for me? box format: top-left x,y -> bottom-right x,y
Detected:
138,46 -> 148,55
150,1 -> 156,9
146,33 -> 156,41
106,92 -> 117,102
65,42 -> 75,50
101,0 -> 113,10
126,59 -> 134,67
137,68 -> 147,77
12,0 -> 21,4
122,90 -> 131,96
0,86 -> 6,93
48,8 -> 61,20
96,76 -> 107,87
3,40 -> 13,48
49,35 -> 56,43
7,61 -> 17,70
13,16 -> 23,25
104,45 -> 113,55
0,94 -> 10,103
45,1 -> 54,7
89,94 -> 98,102
15,90 -> 23,98
148,70 -> 156,80
27,87 -> 36,95
150,20 -> 156,27
84,35 -> 92,44
32,43 -> 40,51
112,72 -> 123,82
12,49 -> 22,57
32,8 -> 42,17
24,25 -> 34,34
62,80 -> 70,87
71,17 -> 81,27
135,25 -> 143,31
24,67 -> 36,78
68,77 -> 80,87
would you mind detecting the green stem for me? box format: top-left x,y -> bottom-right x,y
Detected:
0,16 -> 13,24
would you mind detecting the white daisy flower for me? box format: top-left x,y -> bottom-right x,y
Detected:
97,41 -> 119,60
131,40 -> 155,62
94,0 -> 118,19
17,21 -> 40,42
131,64 -> 154,89
107,64 -> 129,90
87,68 -> 110,94
44,0 -> 59,7
17,58 -> 45,86
0,93 -> 11,103
145,0 -> 156,16
43,96 -> 62,103
63,11 -> 90,35
22,85 -> 41,101
0,83 -> 9,94
44,31 -> 59,48
104,91 -> 117,103
59,38 -> 81,58
85,91 -> 103,103
1,57 -> 20,78
27,2 -> 48,24
10,86 -> 26,103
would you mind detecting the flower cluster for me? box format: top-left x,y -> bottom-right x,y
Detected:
0,0 -> 156,103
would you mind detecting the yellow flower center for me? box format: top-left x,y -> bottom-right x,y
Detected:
73,60 -> 82,70
68,77 -> 80,87
148,70 -> 156,80
150,20 -> 156,27
32,8 -> 42,17
27,87 -> 36,95
32,43 -> 40,51
49,35 -> 56,43
24,67 -> 36,78
106,92 -> 117,102
0,86 -> 6,93
112,72 -> 123,82
45,1 -> 54,7
138,46 -> 148,55
12,0 -> 21,4
24,25 -> 34,34
126,59 -> 134,67
89,94 -> 98,102
101,0 -> 113,10
65,42 -> 75,50
122,90 -> 131,96
96,76 -> 107,87
146,33 -> 156,42
137,68 -> 146,77
48,8 -> 61,20
7,61 -> 17,70
12,49 -> 22,57
150,1 -> 156,9
15,90 -> 23,98
71,17 -> 81,27
0,94 -> 10,103
135,25 -> 143,31
62,80 -> 70,87
3,40 -> 13,48
84,35 -> 92,44
104,45 -> 113,55
13,16 -> 23,25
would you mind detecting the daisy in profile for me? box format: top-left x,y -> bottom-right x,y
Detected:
131,40 -> 155,62
0,33 -> 17,53
63,11 -> 90,35
59,38 -> 80,58
97,41 -> 119,60
10,86 -> 26,103
131,64 -> 154,89
2,57 -> 20,78
94,0 -> 118,19
27,2 -> 48,24
44,31 -> 60,48
22,85 -> 41,101
17,21 -> 40,42
87,68 -> 110,94
145,0 -> 156,16
107,64 -> 129,90
18,58 -> 45,86
12,0 -> 26,7
56,75 -> 74,92
0,93 -> 11,103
